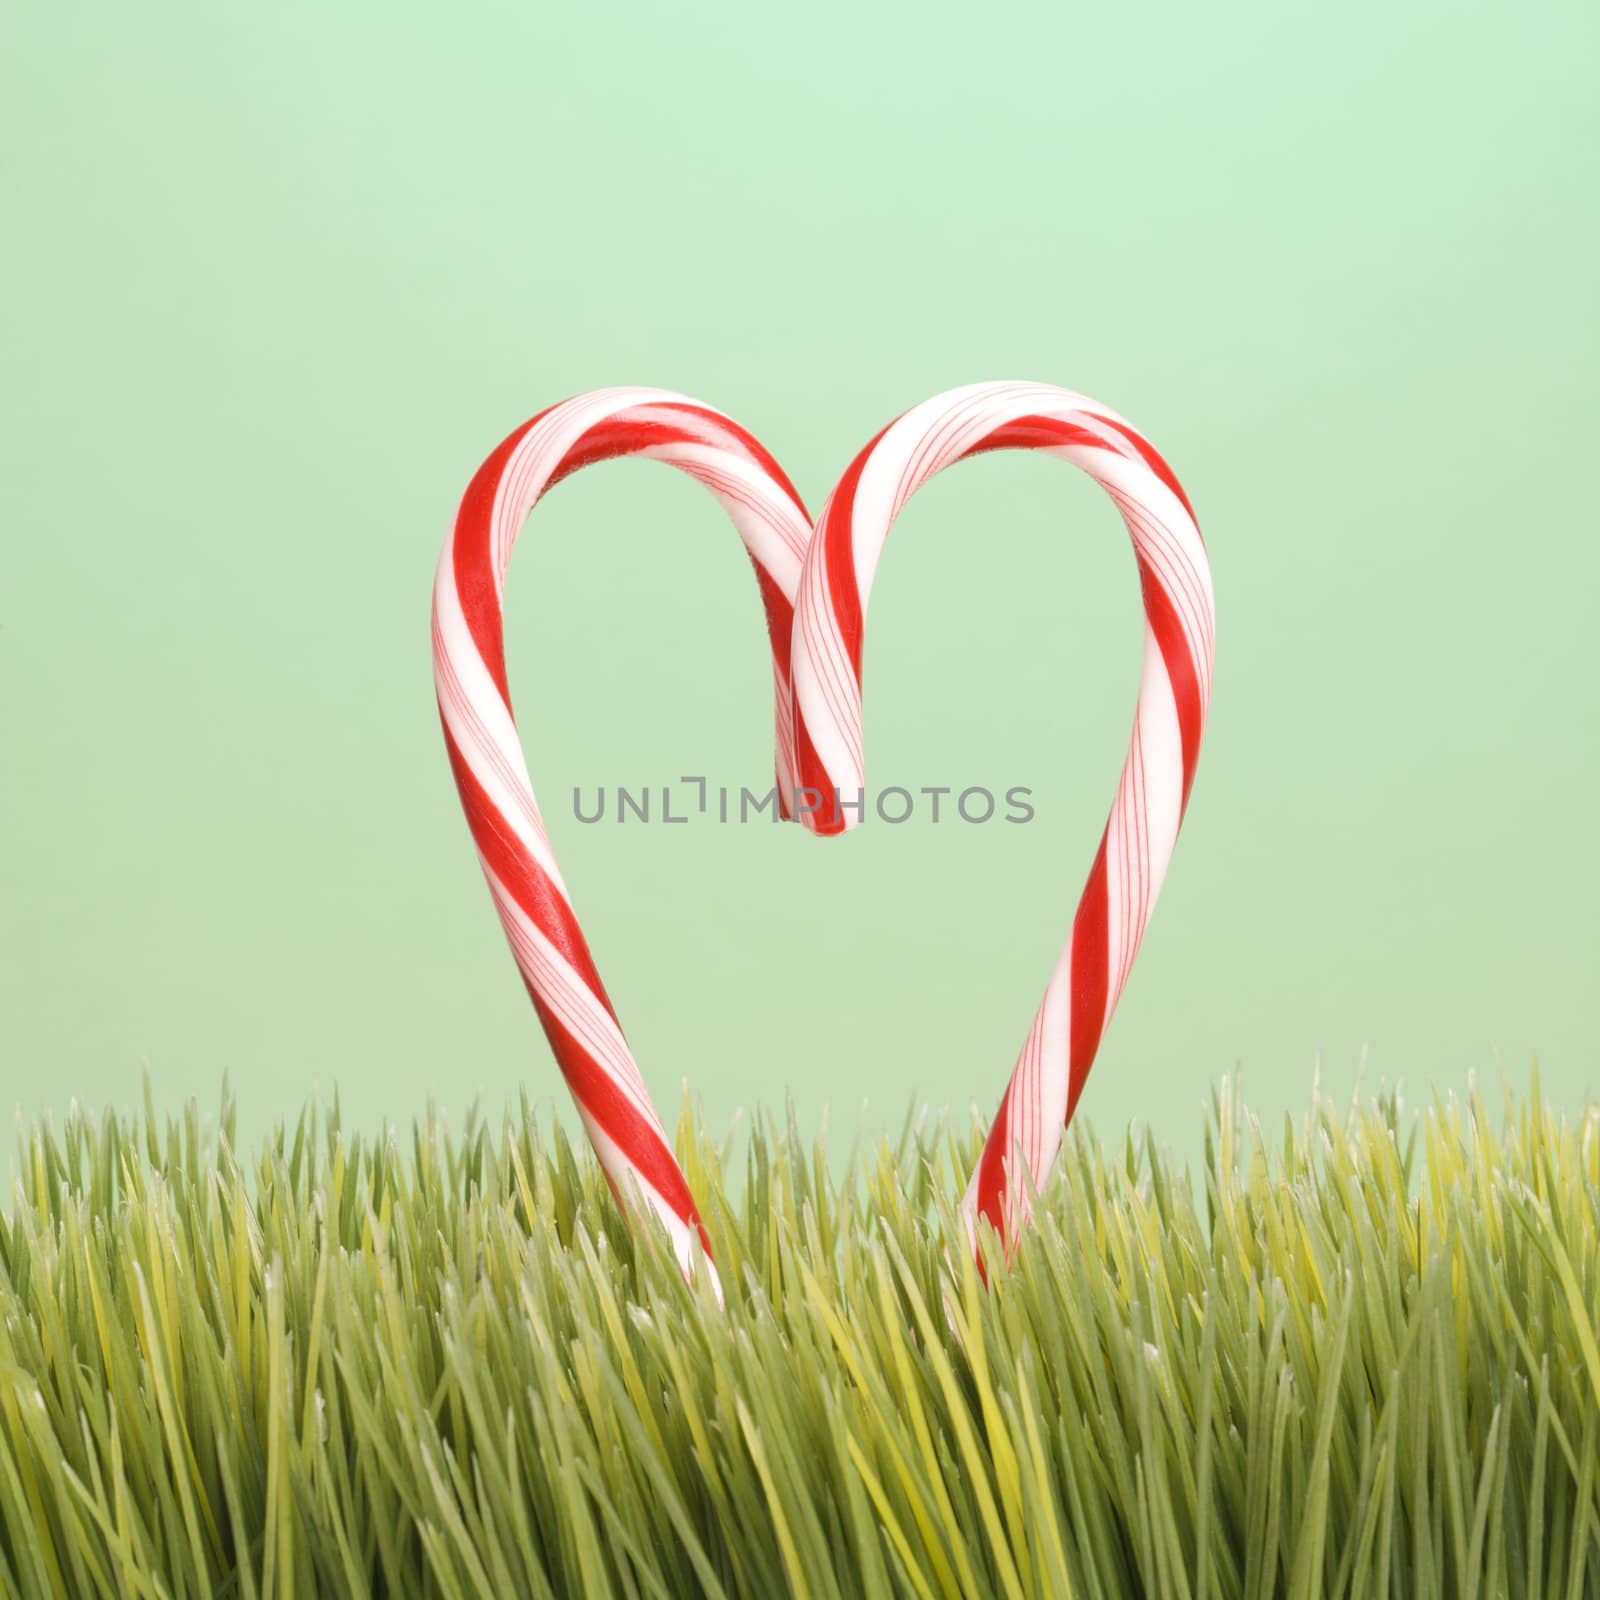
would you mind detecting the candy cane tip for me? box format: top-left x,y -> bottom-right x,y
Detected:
796,805 -> 857,838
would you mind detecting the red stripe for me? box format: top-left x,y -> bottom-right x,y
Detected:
452,412 -> 551,703
791,707 -> 839,834
754,562 -> 797,824
1066,834 -> 1111,1124
968,413 -> 1201,545
521,979 -> 707,1241
547,416 -> 710,486
965,416 -> 1120,459
753,563 -> 793,672
1094,416 -> 1200,529
794,427 -> 893,832
453,405 -> 775,705
1136,555 -> 1205,813
441,720 -> 620,1024
650,403 -> 810,519
460,400 -> 807,716
973,1088 -> 1013,1244
819,430 -> 888,682
548,406 -> 809,525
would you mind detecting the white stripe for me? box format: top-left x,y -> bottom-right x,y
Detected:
1130,634 -> 1186,906
639,442 -> 809,591
488,388 -> 703,595
482,866 -> 659,1119
433,557 -> 571,888
791,548 -> 866,797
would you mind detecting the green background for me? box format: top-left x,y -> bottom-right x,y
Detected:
3,1 -> 1595,1165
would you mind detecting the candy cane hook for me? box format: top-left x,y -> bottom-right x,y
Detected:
789,381 -> 1214,1255
433,388 -> 810,1280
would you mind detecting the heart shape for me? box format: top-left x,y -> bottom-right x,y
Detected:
433,384 -> 1213,1280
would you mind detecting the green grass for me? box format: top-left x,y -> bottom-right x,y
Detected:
0,1076 -> 1596,1599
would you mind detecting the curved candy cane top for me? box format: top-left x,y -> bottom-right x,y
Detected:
789,381 -> 1214,1253
433,388 -> 811,1280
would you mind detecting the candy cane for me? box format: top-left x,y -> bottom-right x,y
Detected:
433,388 -> 810,1279
789,381 -> 1214,1255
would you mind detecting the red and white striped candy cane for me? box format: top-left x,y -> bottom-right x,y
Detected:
789,381 -> 1214,1255
433,388 -> 810,1278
